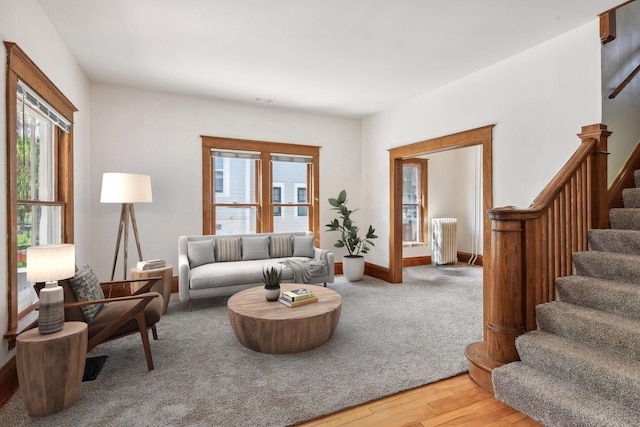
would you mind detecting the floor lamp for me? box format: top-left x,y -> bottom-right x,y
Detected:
100,173 -> 153,280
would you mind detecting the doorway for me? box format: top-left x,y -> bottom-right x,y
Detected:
388,126 -> 493,309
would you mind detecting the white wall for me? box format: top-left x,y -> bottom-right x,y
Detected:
0,0 -> 92,369
362,20 -> 604,268
89,84 -> 361,280
602,1 -> 640,183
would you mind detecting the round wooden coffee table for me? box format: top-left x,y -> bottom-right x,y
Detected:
227,284 -> 342,354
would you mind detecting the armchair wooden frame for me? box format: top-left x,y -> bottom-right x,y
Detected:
36,277 -> 163,371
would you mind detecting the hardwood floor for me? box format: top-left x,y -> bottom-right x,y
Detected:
295,374 -> 543,427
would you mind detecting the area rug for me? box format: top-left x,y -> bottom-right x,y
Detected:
1,265 -> 483,426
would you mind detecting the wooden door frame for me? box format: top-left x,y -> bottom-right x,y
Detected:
388,125 -> 493,329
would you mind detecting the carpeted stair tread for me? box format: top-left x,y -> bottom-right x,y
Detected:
572,251 -> 640,284
493,362 -> 640,427
609,208 -> 640,230
635,169 -> 640,188
515,330 -> 640,412
622,188 -> 640,208
588,229 -> 640,255
556,275 -> 640,319
536,301 -> 640,359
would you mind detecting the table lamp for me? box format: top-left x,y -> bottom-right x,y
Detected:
100,172 -> 153,280
26,244 -> 76,334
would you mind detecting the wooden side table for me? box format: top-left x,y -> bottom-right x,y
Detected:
130,264 -> 173,314
16,322 -> 88,417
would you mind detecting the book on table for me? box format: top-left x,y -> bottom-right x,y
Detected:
281,288 -> 315,302
136,259 -> 166,270
278,296 -> 318,307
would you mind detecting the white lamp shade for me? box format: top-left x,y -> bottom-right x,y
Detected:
26,244 -> 76,283
100,173 -> 153,203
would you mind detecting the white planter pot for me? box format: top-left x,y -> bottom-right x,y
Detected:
343,256 -> 365,282
264,287 -> 281,301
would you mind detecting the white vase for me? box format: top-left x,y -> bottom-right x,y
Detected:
38,281 -> 64,334
343,256 -> 365,282
264,286 -> 281,301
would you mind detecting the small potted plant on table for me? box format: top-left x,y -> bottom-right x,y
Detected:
262,266 -> 282,301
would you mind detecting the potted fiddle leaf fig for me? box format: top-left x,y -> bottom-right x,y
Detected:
262,266 -> 282,301
326,189 -> 378,281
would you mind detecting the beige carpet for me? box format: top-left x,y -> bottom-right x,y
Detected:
2,265 -> 482,426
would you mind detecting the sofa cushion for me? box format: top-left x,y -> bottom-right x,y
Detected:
189,258 -> 300,289
293,235 -> 315,258
215,237 -> 241,262
187,239 -> 215,268
270,234 -> 293,258
242,236 -> 269,261
67,264 -> 105,323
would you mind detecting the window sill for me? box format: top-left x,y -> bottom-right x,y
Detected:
4,310 -> 38,350
403,241 -> 429,248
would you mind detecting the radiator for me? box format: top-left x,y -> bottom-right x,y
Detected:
432,218 -> 458,265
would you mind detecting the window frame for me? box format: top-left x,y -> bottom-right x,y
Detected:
4,42 -> 77,347
402,158 -> 429,246
201,136 -> 320,243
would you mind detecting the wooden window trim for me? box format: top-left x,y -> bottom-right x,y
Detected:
201,136 -> 321,244
4,42 -> 77,348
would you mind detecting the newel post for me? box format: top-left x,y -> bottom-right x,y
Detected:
486,210 -> 524,364
578,124 -> 611,229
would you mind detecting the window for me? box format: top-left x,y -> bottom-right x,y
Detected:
4,42 -> 76,345
402,159 -> 428,245
214,157 -> 224,193
202,136 -> 320,239
272,185 -> 283,217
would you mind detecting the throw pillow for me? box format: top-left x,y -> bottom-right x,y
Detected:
292,235 -> 315,258
187,239 -> 215,268
215,237 -> 241,262
67,264 -> 105,323
270,234 -> 293,258
242,236 -> 269,261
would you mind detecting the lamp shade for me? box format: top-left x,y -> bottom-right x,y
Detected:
100,173 -> 153,203
26,244 -> 76,283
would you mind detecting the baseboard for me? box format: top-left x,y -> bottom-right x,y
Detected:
0,357 -> 18,410
403,256 -> 431,267
333,261 -> 391,282
457,252 -> 484,266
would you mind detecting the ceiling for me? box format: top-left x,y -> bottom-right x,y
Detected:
37,0 -> 623,118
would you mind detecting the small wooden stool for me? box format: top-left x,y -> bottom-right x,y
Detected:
16,322 -> 88,417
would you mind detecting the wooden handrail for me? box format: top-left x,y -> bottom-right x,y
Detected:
609,63 -> 640,99
466,124 -> 611,392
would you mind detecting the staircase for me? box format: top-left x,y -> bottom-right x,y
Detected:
492,170 -> 640,426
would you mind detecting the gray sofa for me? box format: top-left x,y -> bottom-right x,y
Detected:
178,231 -> 334,308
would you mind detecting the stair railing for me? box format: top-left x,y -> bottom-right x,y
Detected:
466,124 -> 611,391
485,124 -> 610,364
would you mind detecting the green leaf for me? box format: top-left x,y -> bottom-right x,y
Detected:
337,189 -> 347,204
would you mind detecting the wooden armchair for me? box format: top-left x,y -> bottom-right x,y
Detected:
36,274 -> 164,371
